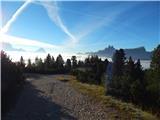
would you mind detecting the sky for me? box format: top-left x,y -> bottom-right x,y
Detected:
1,1 -> 160,53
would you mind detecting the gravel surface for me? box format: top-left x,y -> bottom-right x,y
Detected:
3,74 -> 119,120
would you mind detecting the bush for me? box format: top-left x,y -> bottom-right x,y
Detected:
71,69 -> 99,84
1,51 -> 25,115
145,69 -> 160,109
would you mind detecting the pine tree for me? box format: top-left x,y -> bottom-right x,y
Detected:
56,54 -> 64,70
85,57 -> 90,67
125,56 -> 135,78
150,44 -> 160,70
51,56 -> 56,68
20,56 -> 25,70
145,44 -> 160,108
65,59 -> 71,71
27,59 -> 32,68
109,49 -> 126,97
112,49 -> 125,76
35,57 -> 39,67
44,54 -> 52,69
135,59 -> 143,80
26,58 -> 32,71
71,56 -> 77,69
130,59 -> 145,103
77,60 -> 84,67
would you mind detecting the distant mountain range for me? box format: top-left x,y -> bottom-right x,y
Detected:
86,46 -> 152,60
1,42 -> 26,52
1,42 -> 46,53
35,48 -> 46,53
1,42 -> 152,60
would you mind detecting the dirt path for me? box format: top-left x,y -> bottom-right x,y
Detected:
3,74 -> 118,120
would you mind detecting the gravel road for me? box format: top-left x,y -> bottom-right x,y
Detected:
3,74 -> 119,120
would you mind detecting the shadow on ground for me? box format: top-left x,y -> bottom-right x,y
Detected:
3,80 -> 77,120
60,79 -> 69,82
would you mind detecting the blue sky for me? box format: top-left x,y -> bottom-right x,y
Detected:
1,1 -> 160,53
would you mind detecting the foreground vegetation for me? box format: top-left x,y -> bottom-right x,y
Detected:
108,45 -> 160,115
72,45 -> 160,116
1,44 -> 159,118
56,75 -> 158,120
1,51 -> 25,115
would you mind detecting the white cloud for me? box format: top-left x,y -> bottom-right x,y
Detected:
0,33 -> 61,49
1,0 -> 77,47
1,0 -> 32,33
0,0 -> 137,51
37,1 -> 77,44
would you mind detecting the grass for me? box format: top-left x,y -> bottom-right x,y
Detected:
55,75 -> 159,120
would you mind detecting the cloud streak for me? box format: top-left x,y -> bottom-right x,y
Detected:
64,11 -> 119,48
0,33 -> 61,49
1,0 -> 76,47
1,0 -> 137,51
65,3 -> 138,48
1,0 -> 32,33
38,1 -> 77,44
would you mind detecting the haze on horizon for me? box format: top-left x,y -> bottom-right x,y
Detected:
0,1 -> 159,54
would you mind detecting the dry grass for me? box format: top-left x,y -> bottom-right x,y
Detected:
55,75 -> 159,120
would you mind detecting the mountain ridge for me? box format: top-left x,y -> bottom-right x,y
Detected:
1,42 -> 26,52
86,46 -> 152,60
35,48 -> 46,53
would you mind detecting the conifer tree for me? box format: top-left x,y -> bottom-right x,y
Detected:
71,56 -> 77,69
56,54 -> 64,70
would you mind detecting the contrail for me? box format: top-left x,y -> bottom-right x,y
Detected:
64,3 -> 138,48
39,1 -> 77,44
1,0 -> 32,33
1,0 -> 77,45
